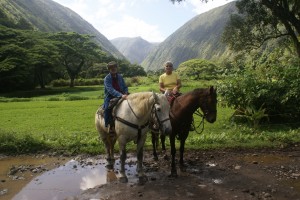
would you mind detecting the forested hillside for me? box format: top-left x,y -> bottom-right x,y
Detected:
0,0 -> 124,59
142,2 -> 236,71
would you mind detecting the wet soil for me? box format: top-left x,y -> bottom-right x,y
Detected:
1,145 -> 300,200
75,145 -> 300,200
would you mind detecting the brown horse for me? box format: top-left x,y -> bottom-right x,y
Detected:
151,86 -> 217,177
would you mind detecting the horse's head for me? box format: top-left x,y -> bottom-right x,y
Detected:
151,92 -> 172,135
201,86 -> 217,123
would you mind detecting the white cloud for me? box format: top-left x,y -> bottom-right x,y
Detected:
52,0 -> 235,42
100,15 -> 164,42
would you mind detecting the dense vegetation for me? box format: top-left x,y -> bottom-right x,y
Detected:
0,0 -> 299,155
0,79 -> 299,155
0,0 -> 124,58
0,26 -> 146,92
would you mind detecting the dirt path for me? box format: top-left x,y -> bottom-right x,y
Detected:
75,145 -> 300,200
1,145 -> 299,200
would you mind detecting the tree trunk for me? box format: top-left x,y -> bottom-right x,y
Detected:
70,77 -> 75,87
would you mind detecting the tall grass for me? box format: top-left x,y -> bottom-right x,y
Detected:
0,85 -> 299,155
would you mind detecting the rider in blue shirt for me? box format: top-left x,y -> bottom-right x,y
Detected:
104,61 -> 128,131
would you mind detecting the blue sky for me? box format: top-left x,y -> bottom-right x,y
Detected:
52,0 -> 234,42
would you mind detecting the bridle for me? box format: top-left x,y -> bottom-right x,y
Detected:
192,95 -> 217,134
150,103 -> 171,133
115,92 -> 169,141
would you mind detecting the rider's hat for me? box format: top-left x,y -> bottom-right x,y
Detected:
107,61 -> 118,69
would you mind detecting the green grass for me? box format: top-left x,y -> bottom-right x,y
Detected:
0,84 -> 299,155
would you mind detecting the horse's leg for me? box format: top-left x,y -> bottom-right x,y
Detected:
169,134 -> 178,177
118,144 -> 128,183
108,135 -> 116,168
151,131 -> 158,161
160,134 -> 166,152
136,145 -> 148,185
104,136 -> 115,169
179,129 -> 189,172
179,138 -> 187,172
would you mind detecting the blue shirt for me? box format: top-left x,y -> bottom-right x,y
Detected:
103,73 -> 128,109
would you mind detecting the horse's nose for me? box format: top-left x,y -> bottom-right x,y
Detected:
207,116 -> 216,123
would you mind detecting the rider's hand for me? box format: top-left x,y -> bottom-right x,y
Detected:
172,87 -> 179,94
122,94 -> 128,99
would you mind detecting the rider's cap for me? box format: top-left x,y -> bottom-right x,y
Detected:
107,61 -> 118,69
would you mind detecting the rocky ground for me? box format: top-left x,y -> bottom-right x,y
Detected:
1,145 -> 300,200
73,145 -> 300,200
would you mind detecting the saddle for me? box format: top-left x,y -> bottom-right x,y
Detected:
97,97 -> 122,118
108,97 -> 122,110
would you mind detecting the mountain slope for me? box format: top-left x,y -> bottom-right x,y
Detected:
141,1 -> 237,71
110,37 -> 159,64
0,0 -> 124,59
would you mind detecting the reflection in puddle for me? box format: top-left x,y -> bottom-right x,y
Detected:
12,158 -> 137,200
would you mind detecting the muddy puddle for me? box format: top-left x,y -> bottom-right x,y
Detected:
0,154 -> 138,200
1,147 -> 300,200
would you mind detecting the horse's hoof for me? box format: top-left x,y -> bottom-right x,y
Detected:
119,176 -> 128,183
168,173 -> 178,178
138,176 -> 148,185
163,154 -> 169,160
179,165 -> 187,172
168,169 -> 178,178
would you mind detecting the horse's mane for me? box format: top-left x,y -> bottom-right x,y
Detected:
184,88 -> 206,96
189,87 -> 216,96
126,92 -> 153,116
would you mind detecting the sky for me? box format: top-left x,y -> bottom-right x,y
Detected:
52,0 -> 235,43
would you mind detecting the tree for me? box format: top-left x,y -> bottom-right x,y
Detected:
0,27 -> 37,91
222,0 -> 300,58
171,0 -> 300,57
177,59 -> 219,80
50,32 -> 105,87
29,41 -> 59,89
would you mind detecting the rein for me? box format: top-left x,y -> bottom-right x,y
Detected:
126,99 -> 140,119
114,93 -> 159,142
170,92 -> 209,135
192,109 -> 205,134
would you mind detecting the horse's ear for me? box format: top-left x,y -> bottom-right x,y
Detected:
209,86 -> 213,94
152,91 -> 159,103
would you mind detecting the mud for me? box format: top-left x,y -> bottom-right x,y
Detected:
1,145 -> 300,200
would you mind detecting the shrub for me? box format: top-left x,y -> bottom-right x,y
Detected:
218,65 -> 300,125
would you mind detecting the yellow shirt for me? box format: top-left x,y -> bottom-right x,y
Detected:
159,72 -> 180,90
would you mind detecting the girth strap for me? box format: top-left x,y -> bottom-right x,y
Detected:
115,116 -> 149,142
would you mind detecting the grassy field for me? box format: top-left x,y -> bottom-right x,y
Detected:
0,83 -> 299,155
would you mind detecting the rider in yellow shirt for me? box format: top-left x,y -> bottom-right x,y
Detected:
159,61 -> 194,131
159,61 -> 181,95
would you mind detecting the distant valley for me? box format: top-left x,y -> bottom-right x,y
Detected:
0,0 -> 237,71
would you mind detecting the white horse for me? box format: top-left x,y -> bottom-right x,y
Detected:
95,91 -> 172,184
